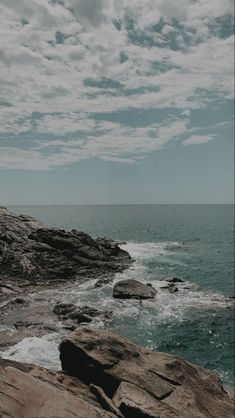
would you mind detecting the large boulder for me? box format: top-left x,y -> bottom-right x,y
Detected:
0,207 -> 131,282
113,279 -> 156,300
60,327 -> 234,418
0,357 -> 116,418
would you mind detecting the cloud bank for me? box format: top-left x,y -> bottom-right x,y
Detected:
0,0 -> 234,169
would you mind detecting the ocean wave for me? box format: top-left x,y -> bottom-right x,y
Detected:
1,333 -> 61,370
120,241 -> 185,259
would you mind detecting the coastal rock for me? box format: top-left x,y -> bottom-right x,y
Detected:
113,381 -> 180,417
0,357 -> 116,418
0,207 -> 131,282
60,327 -> 234,418
95,277 -> 112,287
113,279 -> 156,300
53,302 -> 112,324
165,278 -> 185,283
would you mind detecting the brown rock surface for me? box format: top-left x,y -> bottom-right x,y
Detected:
0,357 -> 116,418
60,327 -> 234,418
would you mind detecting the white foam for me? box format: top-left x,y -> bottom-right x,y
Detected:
120,241 -> 184,259
3,240 -> 231,370
1,333 -> 61,370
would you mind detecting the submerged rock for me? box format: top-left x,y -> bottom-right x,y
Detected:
113,279 -> 157,300
0,207 -> 131,282
59,327 -> 234,418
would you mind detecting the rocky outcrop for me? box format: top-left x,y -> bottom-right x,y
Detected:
53,302 -> 112,326
60,327 -> 234,418
113,279 -> 156,300
0,207 -> 131,282
0,357 -> 116,418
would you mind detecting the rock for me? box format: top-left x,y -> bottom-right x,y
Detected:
169,286 -> 179,293
165,278 -> 185,283
60,327 -> 234,418
95,277 -> 112,288
0,357 -> 116,418
53,302 -> 112,324
113,381 -> 180,417
0,296 -> 29,310
226,387 -> 235,401
90,384 -> 124,418
113,279 -> 157,300
0,207 -> 132,283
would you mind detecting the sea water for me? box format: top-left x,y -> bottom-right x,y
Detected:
4,205 -> 234,386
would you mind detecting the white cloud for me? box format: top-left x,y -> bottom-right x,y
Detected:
0,117 -> 189,169
0,0 -> 233,169
183,134 -> 216,145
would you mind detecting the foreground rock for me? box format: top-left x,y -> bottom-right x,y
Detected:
60,327 -> 234,418
0,357 -> 116,418
0,207 -> 131,282
113,279 -> 156,300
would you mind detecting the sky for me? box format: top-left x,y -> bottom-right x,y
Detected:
0,0 -> 234,204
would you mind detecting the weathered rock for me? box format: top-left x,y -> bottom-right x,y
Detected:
226,387 -> 235,401
90,384 -> 124,418
113,381 -> 180,417
0,357 -> 116,418
0,207 -> 131,282
53,302 -> 112,324
113,279 -> 157,300
60,327 -> 234,418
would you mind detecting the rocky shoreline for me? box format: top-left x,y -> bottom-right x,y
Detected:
0,208 -> 234,417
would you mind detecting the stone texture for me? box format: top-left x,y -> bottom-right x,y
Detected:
0,357 -> 115,418
0,207 -> 131,282
113,279 -> 156,300
60,327 -> 234,418
53,302 -> 112,324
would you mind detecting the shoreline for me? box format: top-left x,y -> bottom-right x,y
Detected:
0,207 -> 234,417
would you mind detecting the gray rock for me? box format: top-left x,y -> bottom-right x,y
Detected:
0,208 -> 132,282
53,302 -> 112,324
113,279 -> 157,300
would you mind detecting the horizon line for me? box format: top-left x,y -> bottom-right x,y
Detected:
4,203 -> 234,207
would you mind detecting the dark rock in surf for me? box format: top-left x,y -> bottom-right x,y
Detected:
53,302 -> 112,324
165,278 -> 185,283
113,279 -> 156,300
169,286 -> 179,293
95,277 -> 112,288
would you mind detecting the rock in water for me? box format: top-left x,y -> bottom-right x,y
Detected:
60,327 -> 234,418
0,207 -> 131,282
113,279 -> 156,299
53,302 -> 112,325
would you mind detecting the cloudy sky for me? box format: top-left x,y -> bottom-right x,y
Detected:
0,0 -> 234,204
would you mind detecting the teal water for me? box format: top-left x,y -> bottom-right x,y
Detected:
11,205 -> 234,385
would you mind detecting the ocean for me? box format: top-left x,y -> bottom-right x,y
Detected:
5,204 -> 235,386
